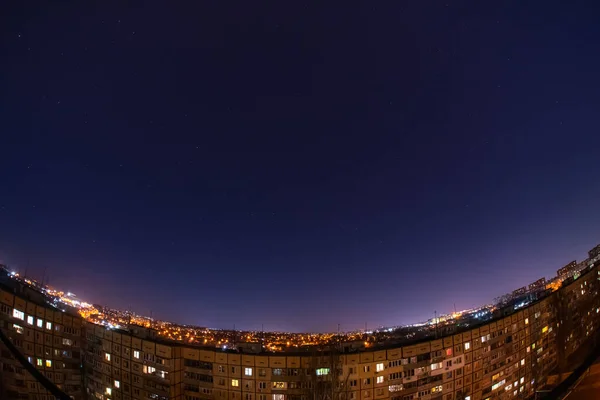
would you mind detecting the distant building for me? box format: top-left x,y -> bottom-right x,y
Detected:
512,286 -> 527,297
557,260 -> 578,279
577,259 -> 591,272
528,277 -> 547,291
589,244 -> 600,261
237,342 -> 262,353
128,324 -> 159,340
341,340 -> 366,352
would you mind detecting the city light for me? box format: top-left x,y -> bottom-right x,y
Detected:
0,247 -> 598,352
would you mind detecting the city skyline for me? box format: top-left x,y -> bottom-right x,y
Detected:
2,245 -> 599,400
1,242 -> 597,335
2,2 -> 600,332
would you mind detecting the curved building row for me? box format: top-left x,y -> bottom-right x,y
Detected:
1,260 -> 600,400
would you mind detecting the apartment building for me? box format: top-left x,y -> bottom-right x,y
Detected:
83,322 -> 179,400
1,258 -> 600,400
78,260 -> 600,400
0,284 -> 84,399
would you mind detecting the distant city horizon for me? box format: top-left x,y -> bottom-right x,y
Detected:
2,241 -> 597,335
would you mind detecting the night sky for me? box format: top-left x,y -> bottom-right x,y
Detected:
1,2 -> 600,333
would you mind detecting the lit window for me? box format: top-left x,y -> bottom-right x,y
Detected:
13,309 -> 24,320
464,342 -> 470,350
134,350 -> 140,359
62,338 -> 72,346
446,348 -> 453,356
316,368 -> 330,376
376,363 -> 384,372
46,322 -> 52,330
245,367 -> 253,376
37,359 -> 43,367
114,380 -> 120,388
520,377 -> 524,384
232,379 -> 239,387
481,336 -> 487,343
13,324 -> 23,334
465,397 -> 471,400
272,382 -> 286,389
46,360 -> 52,368
106,388 -> 112,395
158,370 -> 168,379
376,376 -> 384,384
37,319 -> 43,328
389,385 -> 403,392
491,379 -> 506,391
525,318 -> 529,325
520,359 -> 525,366
430,362 -> 442,370
143,365 -> 156,374
273,395 -> 285,400
105,353 -> 111,361
27,316 -> 34,325
542,326 -> 548,334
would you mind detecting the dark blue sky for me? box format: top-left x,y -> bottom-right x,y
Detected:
1,1 -> 600,332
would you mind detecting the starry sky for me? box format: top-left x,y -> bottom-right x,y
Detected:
1,2 -> 600,333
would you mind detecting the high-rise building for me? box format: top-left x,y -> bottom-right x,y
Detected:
557,260 -> 578,280
1,250 -> 600,400
589,244 -> 600,261
0,283 -> 84,399
527,277 -> 547,292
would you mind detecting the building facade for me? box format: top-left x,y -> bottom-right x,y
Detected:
0,286 -> 84,399
1,261 -> 600,400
